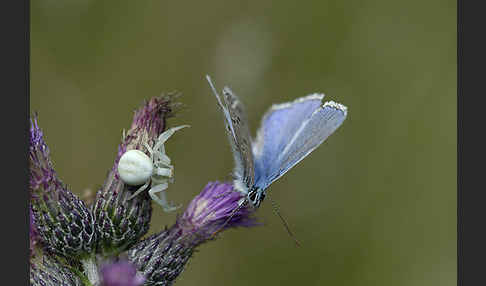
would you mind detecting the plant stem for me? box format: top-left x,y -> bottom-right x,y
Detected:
81,256 -> 100,286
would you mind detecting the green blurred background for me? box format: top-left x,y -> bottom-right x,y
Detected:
31,0 -> 456,285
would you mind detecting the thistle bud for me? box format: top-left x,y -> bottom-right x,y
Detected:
30,254 -> 83,286
93,94 -> 177,255
127,182 -> 257,285
30,116 -> 97,258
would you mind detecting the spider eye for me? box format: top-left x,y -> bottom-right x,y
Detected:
118,149 -> 153,186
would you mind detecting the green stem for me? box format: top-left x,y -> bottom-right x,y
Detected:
81,256 -> 100,286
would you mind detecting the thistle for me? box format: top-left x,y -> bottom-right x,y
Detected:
30,116 -> 97,259
29,94 -> 258,286
127,182 -> 256,285
91,95 -> 176,256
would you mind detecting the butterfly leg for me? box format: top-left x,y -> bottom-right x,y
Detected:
212,189 -> 234,199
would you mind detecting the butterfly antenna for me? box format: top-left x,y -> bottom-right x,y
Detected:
206,75 -> 225,108
268,196 -> 301,247
205,74 -> 238,143
209,200 -> 247,239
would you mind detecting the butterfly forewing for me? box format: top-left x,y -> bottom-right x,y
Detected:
252,94 -> 325,187
253,98 -> 347,189
269,101 -> 347,185
221,87 -> 255,188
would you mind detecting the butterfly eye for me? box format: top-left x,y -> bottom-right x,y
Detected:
248,191 -> 257,202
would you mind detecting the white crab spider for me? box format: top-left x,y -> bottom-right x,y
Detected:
117,125 -> 189,212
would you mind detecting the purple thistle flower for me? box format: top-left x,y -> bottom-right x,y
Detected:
29,116 -> 97,258
93,94 -> 178,255
101,261 -> 145,286
127,182 -> 257,285
178,182 -> 257,237
29,116 -> 55,190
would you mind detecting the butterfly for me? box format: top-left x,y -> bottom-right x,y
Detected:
206,75 -> 348,210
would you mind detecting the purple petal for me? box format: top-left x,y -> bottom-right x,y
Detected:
101,261 -> 145,286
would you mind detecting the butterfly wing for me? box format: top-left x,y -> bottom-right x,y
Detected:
253,94 -> 347,189
253,94 -> 325,186
206,75 -> 255,190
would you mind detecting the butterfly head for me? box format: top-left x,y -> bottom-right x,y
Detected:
247,187 -> 265,208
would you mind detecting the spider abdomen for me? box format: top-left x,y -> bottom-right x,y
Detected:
118,149 -> 154,186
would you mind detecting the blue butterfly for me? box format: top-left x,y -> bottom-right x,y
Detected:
206,75 -> 348,211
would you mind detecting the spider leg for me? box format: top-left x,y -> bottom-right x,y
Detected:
152,143 -> 169,168
157,125 -> 190,145
144,143 -> 155,162
148,183 -> 181,212
144,142 -> 154,154
168,165 -> 175,183
153,151 -> 170,166
152,165 -> 174,185
127,180 -> 150,200
153,141 -> 164,157
152,125 -> 188,166
155,154 -> 171,166
155,166 -> 172,177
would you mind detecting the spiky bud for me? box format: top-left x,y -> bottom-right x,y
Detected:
127,182 -> 257,285
93,94 -> 177,255
30,254 -> 83,286
30,116 -> 97,258
127,227 -> 196,286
